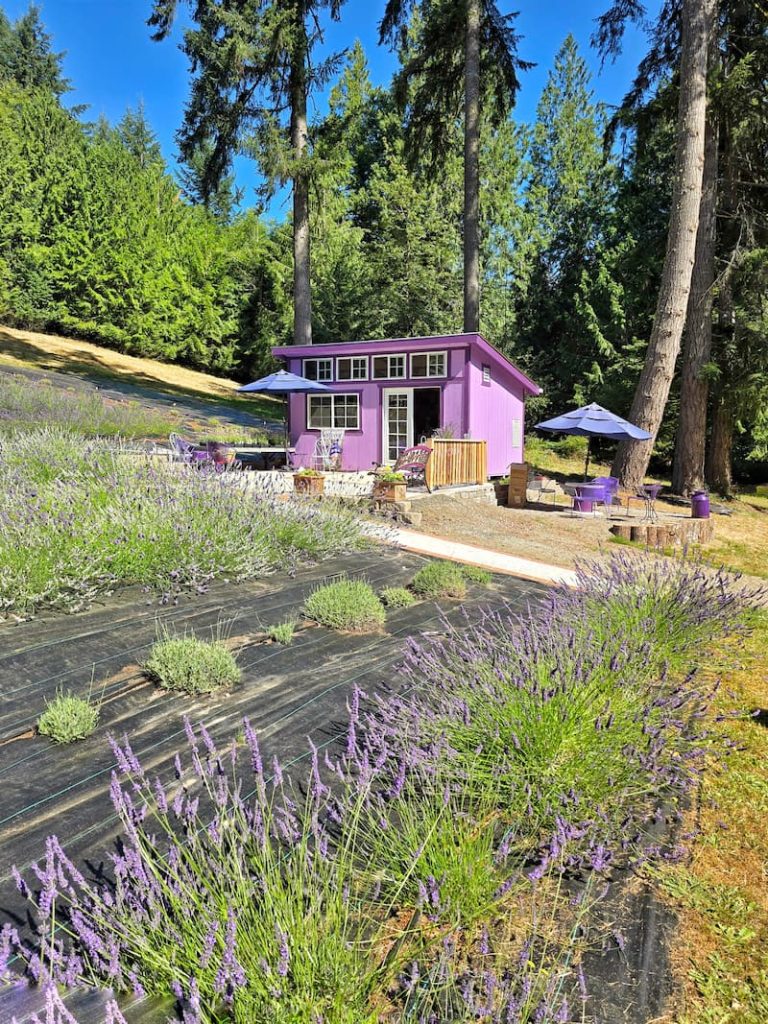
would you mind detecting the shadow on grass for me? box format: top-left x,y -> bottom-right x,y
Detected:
0,331 -> 282,423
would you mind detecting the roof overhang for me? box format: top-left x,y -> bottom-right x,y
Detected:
272,333 -> 542,397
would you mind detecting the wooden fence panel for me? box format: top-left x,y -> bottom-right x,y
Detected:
425,439 -> 487,489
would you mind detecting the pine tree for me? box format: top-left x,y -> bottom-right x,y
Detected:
2,4 -> 69,95
379,0 -> 529,333
516,36 -> 624,408
148,0 -> 347,346
116,102 -> 163,170
601,0 -> 718,489
178,139 -> 241,223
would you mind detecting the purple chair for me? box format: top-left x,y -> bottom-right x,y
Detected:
169,433 -> 213,469
592,476 -> 620,511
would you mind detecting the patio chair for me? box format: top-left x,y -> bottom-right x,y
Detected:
169,433 -> 213,468
592,476 -> 620,512
311,428 -> 345,471
393,444 -> 432,493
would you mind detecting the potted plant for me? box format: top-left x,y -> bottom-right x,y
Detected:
373,470 -> 407,502
293,467 -> 325,496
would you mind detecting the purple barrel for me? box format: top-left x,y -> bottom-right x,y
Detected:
691,490 -> 710,519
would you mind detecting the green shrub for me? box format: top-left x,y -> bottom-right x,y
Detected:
305,579 -> 386,632
461,565 -> 492,585
37,690 -> 99,743
411,561 -> 467,599
380,586 -> 416,609
268,621 -> 296,645
144,632 -> 241,694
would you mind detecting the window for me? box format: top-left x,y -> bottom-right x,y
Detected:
307,393 -> 360,430
372,354 -> 406,379
482,364 -> 491,385
336,355 -> 368,381
303,358 -> 333,382
511,418 -> 522,448
410,351 -> 447,378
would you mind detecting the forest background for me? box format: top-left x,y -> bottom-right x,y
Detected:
0,1 -> 765,489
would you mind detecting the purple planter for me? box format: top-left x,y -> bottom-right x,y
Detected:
691,491 -> 710,519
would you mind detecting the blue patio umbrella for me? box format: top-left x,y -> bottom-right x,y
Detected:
535,402 -> 651,478
237,370 -> 331,464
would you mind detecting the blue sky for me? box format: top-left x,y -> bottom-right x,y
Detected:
5,0 -> 660,216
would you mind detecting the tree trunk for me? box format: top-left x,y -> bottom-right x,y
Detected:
463,0 -> 481,333
290,14 -> 312,346
671,113 -> 718,495
612,0 -> 716,490
706,399 -> 733,495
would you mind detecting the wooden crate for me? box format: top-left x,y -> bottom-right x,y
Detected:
507,462 -> 528,507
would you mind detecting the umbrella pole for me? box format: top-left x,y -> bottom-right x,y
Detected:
584,438 -> 591,480
284,395 -> 290,469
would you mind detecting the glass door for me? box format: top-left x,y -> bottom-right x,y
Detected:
382,389 -> 413,463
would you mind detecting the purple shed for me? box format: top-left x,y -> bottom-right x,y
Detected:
272,333 -> 541,478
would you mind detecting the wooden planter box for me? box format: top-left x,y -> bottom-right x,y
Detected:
293,474 -> 325,497
373,480 -> 407,502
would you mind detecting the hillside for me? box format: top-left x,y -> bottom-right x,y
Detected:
0,324 -> 281,434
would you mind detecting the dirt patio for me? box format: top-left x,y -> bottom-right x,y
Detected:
412,489 -> 768,583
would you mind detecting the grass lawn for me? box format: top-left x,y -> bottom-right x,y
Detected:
0,323 -> 281,423
654,611 -> 768,1022
525,437 -> 768,580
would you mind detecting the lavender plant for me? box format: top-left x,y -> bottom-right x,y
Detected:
460,565 -> 493,585
411,561 -> 467,599
304,579 -> 386,633
267,621 -> 296,645
380,586 -> 416,609
5,725 -> 394,1023
37,690 -> 100,744
0,430 -> 364,617
144,631 -> 241,694
346,555 -> 748,868
0,373 -> 182,439
4,554 -> 750,1024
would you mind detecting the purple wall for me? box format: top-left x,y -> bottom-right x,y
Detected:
466,348 -> 527,474
272,334 -> 540,477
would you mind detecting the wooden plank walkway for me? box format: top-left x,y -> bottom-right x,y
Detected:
0,548 -> 546,1022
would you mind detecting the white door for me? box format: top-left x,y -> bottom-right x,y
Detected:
382,388 -> 413,463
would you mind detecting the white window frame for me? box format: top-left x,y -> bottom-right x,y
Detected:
335,355 -> 369,381
306,393 -> 360,431
410,350 -> 447,379
372,353 -> 407,380
302,357 -> 333,382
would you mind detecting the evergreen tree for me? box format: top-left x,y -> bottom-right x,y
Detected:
379,0 -> 529,333
600,0 -> 718,490
516,36 -> 624,408
0,3 -> 68,95
116,102 -> 163,170
148,0 -> 348,346
178,139 -> 242,223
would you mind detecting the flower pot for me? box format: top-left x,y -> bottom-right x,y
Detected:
374,480 -> 407,502
294,474 -> 325,497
